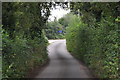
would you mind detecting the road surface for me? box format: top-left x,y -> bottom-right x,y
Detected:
35,39 -> 93,78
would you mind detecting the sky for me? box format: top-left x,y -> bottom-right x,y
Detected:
48,6 -> 70,22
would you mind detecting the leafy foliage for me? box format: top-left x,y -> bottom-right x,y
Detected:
45,20 -> 65,39
2,2 -> 52,78
2,31 -> 48,78
66,2 -> 120,78
44,13 -> 77,39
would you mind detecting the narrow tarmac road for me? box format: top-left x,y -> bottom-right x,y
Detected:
35,39 -> 93,78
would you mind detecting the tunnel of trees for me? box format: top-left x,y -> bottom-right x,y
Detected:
1,2 -> 120,78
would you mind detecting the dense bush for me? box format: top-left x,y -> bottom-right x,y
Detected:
66,2 -> 119,78
66,15 -> 119,78
2,2 -> 51,78
2,30 -> 48,78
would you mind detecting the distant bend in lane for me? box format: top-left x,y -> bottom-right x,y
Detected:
35,39 -> 93,78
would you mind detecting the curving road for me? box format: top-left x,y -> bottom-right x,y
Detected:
35,39 -> 93,78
